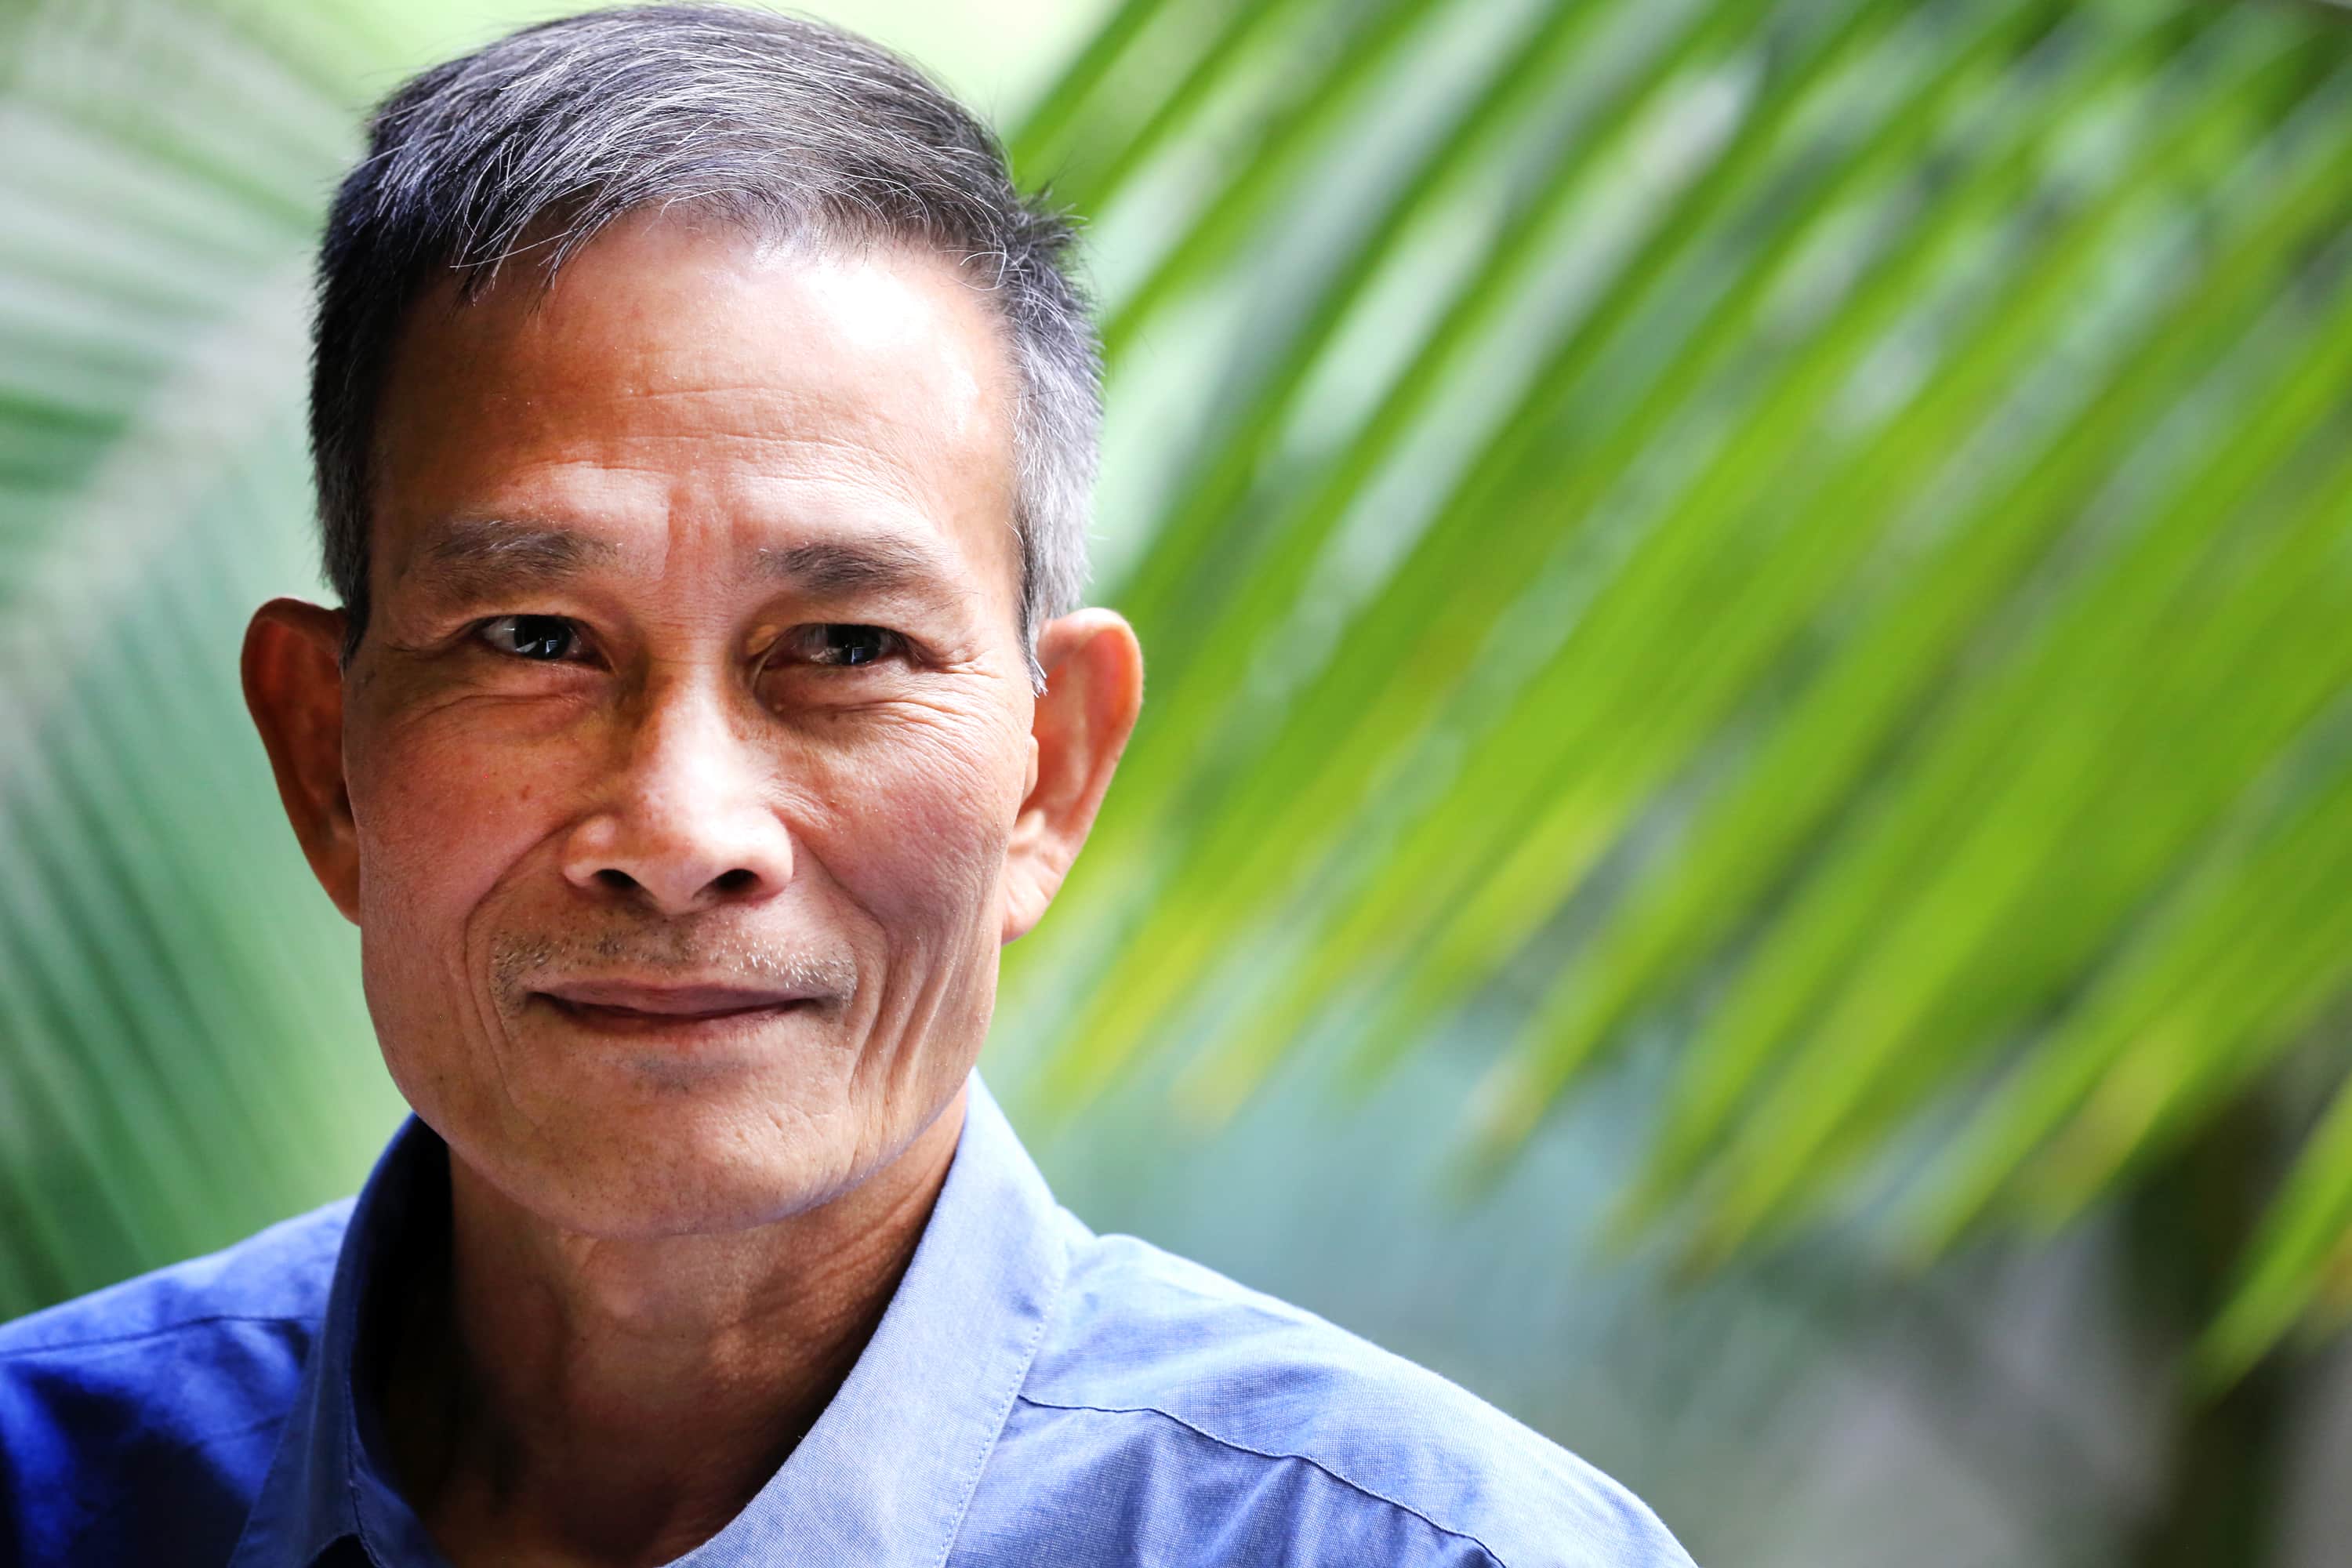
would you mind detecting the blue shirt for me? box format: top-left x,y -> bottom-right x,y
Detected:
0,1073 -> 1696,1566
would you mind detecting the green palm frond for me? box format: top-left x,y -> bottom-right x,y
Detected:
0,0 -> 415,1312
4,0 -> 2350,1388
996,0 -> 2352,1381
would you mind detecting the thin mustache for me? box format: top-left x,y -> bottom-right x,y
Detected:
488,930 -> 859,1011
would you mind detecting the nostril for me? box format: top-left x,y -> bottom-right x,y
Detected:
712,868 -> 758,895
595,869 -> 640,894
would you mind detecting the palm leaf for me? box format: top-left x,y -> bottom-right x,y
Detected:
998,0 -> 2352,1371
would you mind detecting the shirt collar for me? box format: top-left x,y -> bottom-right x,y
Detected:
228,1070 -> 1071,1567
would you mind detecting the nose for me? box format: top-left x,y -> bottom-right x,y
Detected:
560,670 -> 794,916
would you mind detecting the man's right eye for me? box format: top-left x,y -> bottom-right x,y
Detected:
476,615 -> 581,661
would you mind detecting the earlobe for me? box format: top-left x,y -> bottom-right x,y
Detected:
241,599 -> 362,924
1001,609 -> 1143,945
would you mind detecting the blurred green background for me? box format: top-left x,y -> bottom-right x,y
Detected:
7,0 -> 2352,1562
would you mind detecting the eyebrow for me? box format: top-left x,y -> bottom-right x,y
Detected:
412,517 -> 619,598
753,536 -> 969,605
407,517 -> 973,613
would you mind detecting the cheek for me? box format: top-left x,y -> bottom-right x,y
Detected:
347,710 -> 575,931
799,708 -> 1024,924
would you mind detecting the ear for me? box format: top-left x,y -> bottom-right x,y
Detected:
241,598 -> 361,924
1002,608 -> 1144,944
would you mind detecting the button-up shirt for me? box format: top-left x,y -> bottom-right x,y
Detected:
0,1073 -> 1696,1566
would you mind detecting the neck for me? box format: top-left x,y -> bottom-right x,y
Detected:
383,1086 -> 968,1568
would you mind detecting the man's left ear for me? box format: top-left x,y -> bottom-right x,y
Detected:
1002,608 -> 1144,944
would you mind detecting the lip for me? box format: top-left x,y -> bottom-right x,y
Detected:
532,978 -> 829,1033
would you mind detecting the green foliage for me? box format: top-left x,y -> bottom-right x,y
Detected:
992,0 -> 2352,1381
3,0 -> 2350,1384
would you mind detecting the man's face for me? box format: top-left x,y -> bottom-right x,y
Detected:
339,212 -> 1040,1237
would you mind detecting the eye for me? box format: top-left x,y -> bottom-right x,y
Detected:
476,614 -> 583,662
773,624 -> 909,669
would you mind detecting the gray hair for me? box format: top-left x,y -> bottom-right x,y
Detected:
309,2 -> 1101,692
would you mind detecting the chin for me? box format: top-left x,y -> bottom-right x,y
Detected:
456,1073 -> 873,1240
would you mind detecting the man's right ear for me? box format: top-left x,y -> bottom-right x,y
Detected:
241,599 -> 361,924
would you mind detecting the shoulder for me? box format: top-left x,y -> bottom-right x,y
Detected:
984,1225 -> 1696,1568
0,1198 -> 350,1362
0,1201 -> 350,1564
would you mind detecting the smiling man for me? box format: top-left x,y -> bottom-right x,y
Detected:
0,6 -> 1696,1566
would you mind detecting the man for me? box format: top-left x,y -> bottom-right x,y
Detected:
0,6 -> 1697,1565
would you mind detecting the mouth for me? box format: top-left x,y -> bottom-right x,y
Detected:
532,980 -> 829,1036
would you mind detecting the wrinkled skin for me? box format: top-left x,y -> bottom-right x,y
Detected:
250,210 -> 1138,1240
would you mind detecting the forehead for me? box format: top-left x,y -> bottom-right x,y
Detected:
368,209 -> 1022,612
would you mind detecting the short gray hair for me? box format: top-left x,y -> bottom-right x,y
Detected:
310,2 -> 1100,691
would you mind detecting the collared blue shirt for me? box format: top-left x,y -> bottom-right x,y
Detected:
0,1073 -> 1696,1566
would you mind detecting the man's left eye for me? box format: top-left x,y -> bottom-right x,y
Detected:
776,625 -> 908,668
477,615 -> 581,661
